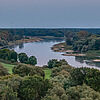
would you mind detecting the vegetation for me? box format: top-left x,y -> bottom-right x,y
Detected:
0,30 -> 23,47
0,49 -> 37,66
0,57 -> 100,100
18,53 -> 37,65
12,64 -> 45,78
0,49 -> 17,62
0,63 -> 9,76
65,31 -> 100,52
0,75 -> 51,100
48,59 -> 68,68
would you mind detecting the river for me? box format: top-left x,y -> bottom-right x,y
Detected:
10,40 -> 100,69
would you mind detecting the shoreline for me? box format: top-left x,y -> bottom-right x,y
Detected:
0,37 -> 43,49
51,42 -> 86,57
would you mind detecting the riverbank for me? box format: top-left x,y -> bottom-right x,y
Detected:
8,37 -> 43,46
51,42 -> 72,52
62,53 -> 86,56
0,37 -> 43,49
51,42 -> 86,56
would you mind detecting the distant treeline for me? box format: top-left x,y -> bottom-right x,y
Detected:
0,30 -> 23,47
1,28 -> 100,37
1,28 -> 100,47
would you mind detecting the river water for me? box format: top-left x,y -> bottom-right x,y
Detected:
10,40 -> 100,69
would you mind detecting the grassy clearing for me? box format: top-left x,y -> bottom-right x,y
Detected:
44,69 -> 52,79
1,62 -> 15,74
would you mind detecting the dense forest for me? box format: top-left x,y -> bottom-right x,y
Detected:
0,57 -> 100,100
1,28 -> 100,37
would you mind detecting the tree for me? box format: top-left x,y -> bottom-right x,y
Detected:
0,63 -> 9,76
70,67 -> 100,92
18,53 -> 28,63
19,76 -> 51,100
0,49 -> 17,62
0,86 -> 19,100
42,86 -> 67,100
28,56 -> 37,65
66,84 -> 100,100
8,50 -> 17,62
64,31 -> 76,45
48,59 -> 58,68
77,31 -> 89,39
12,64 -> 45,78
48,59 -> 68,68
0,75 -> 22,100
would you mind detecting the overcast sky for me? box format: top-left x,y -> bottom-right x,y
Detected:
0,0 -> 100,28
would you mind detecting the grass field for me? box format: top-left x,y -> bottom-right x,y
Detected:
44,69 -> 52,79
1,62 -> 15,74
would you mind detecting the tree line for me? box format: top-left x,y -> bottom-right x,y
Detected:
0,30 -> 23,47
65,31 -> 100,52
0,49 -> 37,65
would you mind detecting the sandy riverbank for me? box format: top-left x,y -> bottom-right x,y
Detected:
51,42 -> 86,56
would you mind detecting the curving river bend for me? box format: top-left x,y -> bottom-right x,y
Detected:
10,40 -> 100,69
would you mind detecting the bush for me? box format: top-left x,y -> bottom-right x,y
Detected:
0,63 -> 9,76
66,84 -> 100,100
0,75 -> 22,100
12,64 -> 45,78
19,76 -> 52,100
18,53 -> 28,63
48,59 -> 68,68
28,56 -> 37,65
70,67 -> 100,91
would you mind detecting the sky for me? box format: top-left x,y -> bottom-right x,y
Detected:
0,0 -> 100,28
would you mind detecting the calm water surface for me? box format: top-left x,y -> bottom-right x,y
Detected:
10,40 -> 100,69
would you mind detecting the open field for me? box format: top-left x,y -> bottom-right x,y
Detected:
44,69 -> 52,79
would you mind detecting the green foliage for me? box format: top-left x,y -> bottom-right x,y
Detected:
19,76 -> 52,100
0,30 -> 23,47
48,59 -> 68,68
12,64 -> 45,78
65,31 -> 100,52
0,86 -> 19,100
0,75 -> 51,100
42,86 -> 67,100
18,53 -> 37,65
18,53 -> 28,63
64,31 -> 77,45
0,63 -> 9,76
28,56 -> 37,65
51,65 -> 72,77
0,75 -> 22,100
0,49 -> 17,62
70,67 -> 100,92
66,84 -> 100,100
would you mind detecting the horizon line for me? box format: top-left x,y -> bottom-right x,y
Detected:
0,27 -> 100,29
